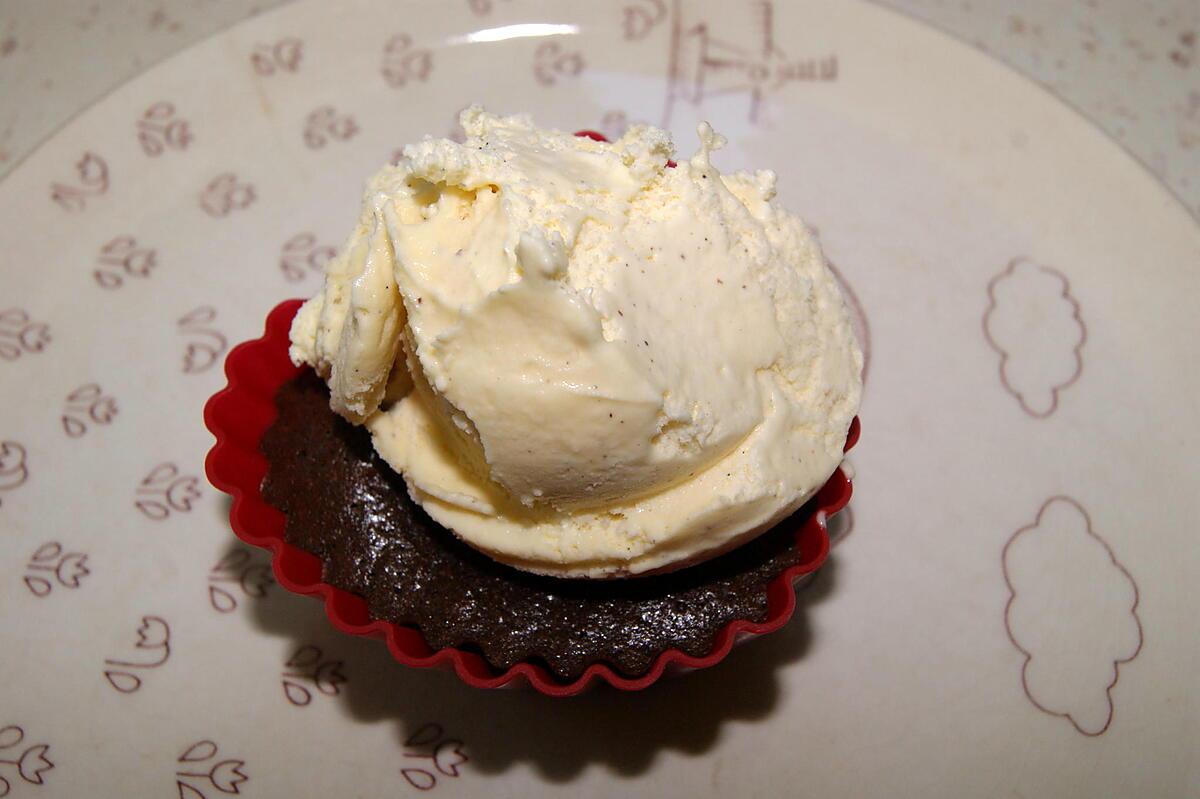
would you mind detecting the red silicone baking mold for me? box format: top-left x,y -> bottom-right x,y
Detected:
204,299 -> 857,696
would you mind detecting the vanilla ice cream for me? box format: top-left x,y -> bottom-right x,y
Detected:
290,108 -> 862,578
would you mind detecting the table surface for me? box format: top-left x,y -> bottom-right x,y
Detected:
2,0 -> 1199,218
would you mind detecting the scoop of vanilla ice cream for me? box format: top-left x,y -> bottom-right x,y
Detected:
290,108 -> 862,578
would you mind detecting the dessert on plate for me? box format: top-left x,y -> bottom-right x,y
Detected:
207,107 -> 862,689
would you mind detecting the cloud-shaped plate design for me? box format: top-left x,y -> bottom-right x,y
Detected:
1003,496 -> 1142,735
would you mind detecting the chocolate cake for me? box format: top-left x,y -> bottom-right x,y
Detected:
261,372 -> 823,679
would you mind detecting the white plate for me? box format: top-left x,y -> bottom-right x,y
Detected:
1,0 -> 1197,796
